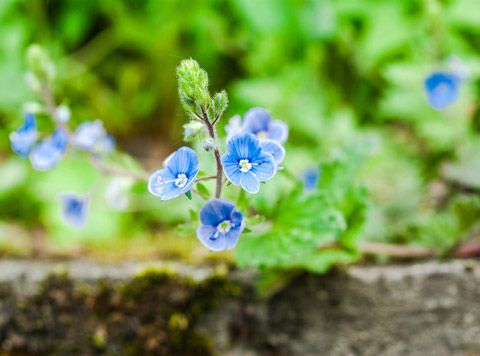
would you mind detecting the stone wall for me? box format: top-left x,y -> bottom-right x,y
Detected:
0,259 -> 479,356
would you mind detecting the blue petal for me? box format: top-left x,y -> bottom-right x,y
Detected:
242,107 -> 271,134
72,120 -> 106,151
251,151 -> 276,182
60,194 -> 90,228
224,211 -> 245,250
226,132 -> 261,161
148,168 -> 179,200
196,225 -> 227,251
29,128 -> 68,171
51,128 -> 69,151
260,139 -> 285,166
99,134 -> 115,155
166,146 -> 199,176
10,113 -> 38,158
221,154 -> 242,185
303,166 -> 320,191
267,120 -> 288,144
225,114 -> 243,140
199,198 -> 235,226
424,72 -> 459,111
240,171 -> 260,194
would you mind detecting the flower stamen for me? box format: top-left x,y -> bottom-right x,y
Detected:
217,220 -> 231,234
239,159 -> 252,172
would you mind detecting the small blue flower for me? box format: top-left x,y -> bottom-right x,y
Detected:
72,120 -> 114,155
302,166 -> 321,191
29,127 -> 68,171
260,139 -> 285,167
221,132 -> 276,194
10,113 -> 38,158
424,72 -> 460,111
60,193 -> 90,228
242,107 -> 288,144
148,146 -> 199,200
197,198 -> 245,251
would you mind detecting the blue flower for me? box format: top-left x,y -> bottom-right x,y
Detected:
424,72 -> 460,111
302,166 -> 320,191
221,132 -> 276,194
60,193 -> 90,228
242,107 -> 288,144
197,198 -> 245,251
10,113 -> 38,158
260,139 -> 285,167
72,120 -> 114,155
148,146 -> 199,200
29,128 -> 68,171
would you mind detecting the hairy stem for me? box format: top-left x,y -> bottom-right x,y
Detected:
201,106 -> 223,198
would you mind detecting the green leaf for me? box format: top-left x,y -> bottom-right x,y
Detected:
197,171 -> 210,178
185,190 -> 192,200
227,181 -> 232,187
243,227 -> 252,234
196,182 -> 210,197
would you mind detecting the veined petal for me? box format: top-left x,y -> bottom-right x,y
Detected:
166,146 -> 199,175
148,168 -> 176,199
221,154 -> 242,185
199,198 -> 235,226
267,120 -> 288,144
240,171 -> 260,194
242,107 -> 271,134
260,139 -> 285,166
251,151 -> 276,181
226,132 -> 261,161
196,225 -> 227,251
224,228 -> 242,250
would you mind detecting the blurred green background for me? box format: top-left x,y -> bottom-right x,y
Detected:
1,0 -> 480,261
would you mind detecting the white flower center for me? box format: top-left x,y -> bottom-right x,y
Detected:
175,173 -> 188,187
239,159 -> 252,172
217,220 -> 231,234
257,131 -> 268,140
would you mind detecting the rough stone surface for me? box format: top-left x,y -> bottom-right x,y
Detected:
0,259 -> 479,356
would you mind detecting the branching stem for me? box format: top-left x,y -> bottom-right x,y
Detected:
200,106 -> 223,198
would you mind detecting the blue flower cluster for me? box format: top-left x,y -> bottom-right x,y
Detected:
10,111 -> 116,228
147,107 -> 288,251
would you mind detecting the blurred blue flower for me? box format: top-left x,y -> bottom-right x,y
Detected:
424,72 -> 460,111
197,198 -> 245,251
10,113 -> 38,158
225,114 -> 242,141
60,193 -> 90,228
302,166 -> 321,191
29,128 -> 68,171
56,105 -> 71,123
260,139 -> 285,167
105,177 -> 132,211
242,107 -> 288,144
221,132 -> 276,194
72,120 -> 114,155
148,146 -> 199,200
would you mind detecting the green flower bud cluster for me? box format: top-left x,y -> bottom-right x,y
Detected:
25,44 -> 55,92
176,59 -> 228,123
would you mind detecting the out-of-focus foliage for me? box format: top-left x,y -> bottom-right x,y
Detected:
1,0 -> 480,266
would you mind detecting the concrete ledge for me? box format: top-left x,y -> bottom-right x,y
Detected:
0,259 -> 479,356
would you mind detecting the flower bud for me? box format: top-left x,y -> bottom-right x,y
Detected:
202,137 -> 215,151
26,44 -> 55,82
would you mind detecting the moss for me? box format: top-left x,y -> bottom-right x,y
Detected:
0,265 -> 241,356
